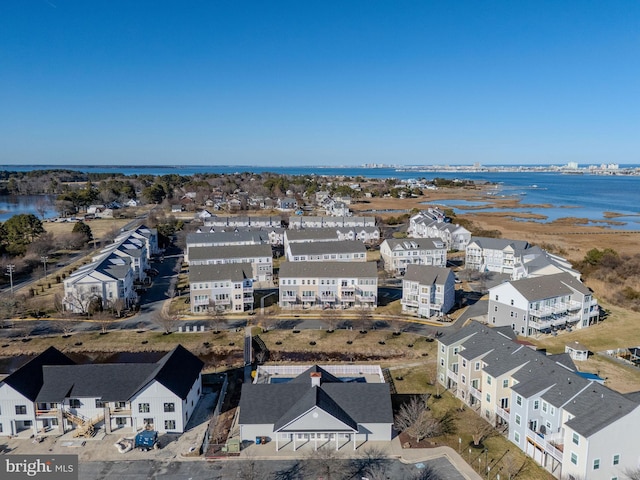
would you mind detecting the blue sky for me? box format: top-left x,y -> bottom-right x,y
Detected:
1,1 -> 639,166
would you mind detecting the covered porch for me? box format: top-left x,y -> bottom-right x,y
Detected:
274,430 -> 358,451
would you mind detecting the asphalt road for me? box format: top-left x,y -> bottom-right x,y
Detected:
79,456 -> 465,480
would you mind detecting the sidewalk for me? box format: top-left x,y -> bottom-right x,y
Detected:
238,436 -> 482,480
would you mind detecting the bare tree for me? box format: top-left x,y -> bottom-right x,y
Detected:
152,310 -> 179,334
304,445 -> 347,480
357,308 -> 372,333
35,197 -> 51,220
112,298 -> 126,318
469,415 -> 497,447
207,299 -> 225,333
94,311 -> 116,334
624,469 -> 640,480
63,290 -> 96,316
322,307 -> 340,332
394,394 -> 452,443
349,446 -> 390,480
56,319 -> 76,337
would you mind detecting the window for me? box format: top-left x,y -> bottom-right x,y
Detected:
462,359 -> 467,368
572,432 -> 579,445
139,403 -> 150,413
164,420 -> 176,430
593,459 -> 600,470
115,401 -> 126,409
510,299 -> 514,305
15,405 -> 27,415
503,379 -> 509,388
533,400 -> 539,410
515,414 -> 521,426
0,423 -> 3,433
613,454 -> 620,465
514,431 -> 520,444
486,393 -> 491,403
69,399 -> 81,408
542,401 -> 548,413
164,403 -> 175,413
487,376 -> 492,385
550,406 -> 555,415
475,362 -> 481,371
95,400 -> 105,408
461,375 -> 466,384
115,418 -> 127,427
571,452 -> 578,465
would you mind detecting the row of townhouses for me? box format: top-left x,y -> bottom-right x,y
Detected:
438,321 -> 639,480
63,225 -> 159,314
408,208 -> 472,251
379,238 -> 448,275
0,345 -> 203,437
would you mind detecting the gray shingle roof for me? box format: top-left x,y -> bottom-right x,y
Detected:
285,229 -> 340,242
239,378 -> 392,428
279,261 -> 377,278
289,240 -> 366,256
509,272 -> 591,301
33,345 -> 202,403
468,237 -> 530,251
186,231 -> 269,246
383,238 -> 445,250
403,265 -> 453,284
2,347 -> 75,401
564,383 -> 640,437
189,263 -> 253,282
273,387 -> 358,431
189,244 -> 272,261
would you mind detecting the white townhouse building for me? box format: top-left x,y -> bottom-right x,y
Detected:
279,261 -> 377,310
188,263 -> 254,314
63,253 -> 137,313
288,216 -> 375,230
130,224 -> 160,258
401,264 -> 456,318
437,321 -> 640,480
184,231 -> 270,262
511,246 -> 580,281
204,215 -> 282,229
284,226 -> 380,250
465,237 -> 531,274
425,223 -> 471,251
187,244 -> 273,283
239,365 -> 393,451
324,200 -> 351,217
286,240 -> 367,263
379,238 -> 447,275
408,209 -> 446,236
0,345 -> 203,437
335,226 -> 380,245
487,272 -> 599,337
284,228 -> 341,252
99,235 -> 149,283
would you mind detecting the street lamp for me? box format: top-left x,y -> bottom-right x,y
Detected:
41,256 -> 48,279
5,264 -> 15,295
458,437 -> 462,453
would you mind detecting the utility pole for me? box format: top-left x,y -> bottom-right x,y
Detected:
6,264 -> 15,295
41,256 -> 48,279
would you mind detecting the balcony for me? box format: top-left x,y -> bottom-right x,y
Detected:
401,298 -> 419,307
526,428 -> 563,462
214,297 -> 231,305
320,294 -> 336,302
36,408 -> 59,417
357,295 -> 376,303
281,294 -> 298,301
468,385 -> 482,399
110,406 -> 132,416
446,369 -> 459,383
340,285 -> 355,292
496,406 -> 510,422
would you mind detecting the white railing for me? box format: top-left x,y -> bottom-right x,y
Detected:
468,385 -> 482,399
446,370 -> 458,383
496,406 -> 510,422
526,429 -> 563,462
256,364 -> 384,383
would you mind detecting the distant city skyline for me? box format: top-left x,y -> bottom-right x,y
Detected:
1,1 -> 639,166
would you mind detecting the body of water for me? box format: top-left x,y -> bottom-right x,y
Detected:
1,165 -> 639,229
0,195 -> 57,222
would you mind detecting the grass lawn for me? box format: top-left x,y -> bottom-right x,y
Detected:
44,218 -> 132,239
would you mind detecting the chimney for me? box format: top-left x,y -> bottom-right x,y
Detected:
311,372 -> 322,387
